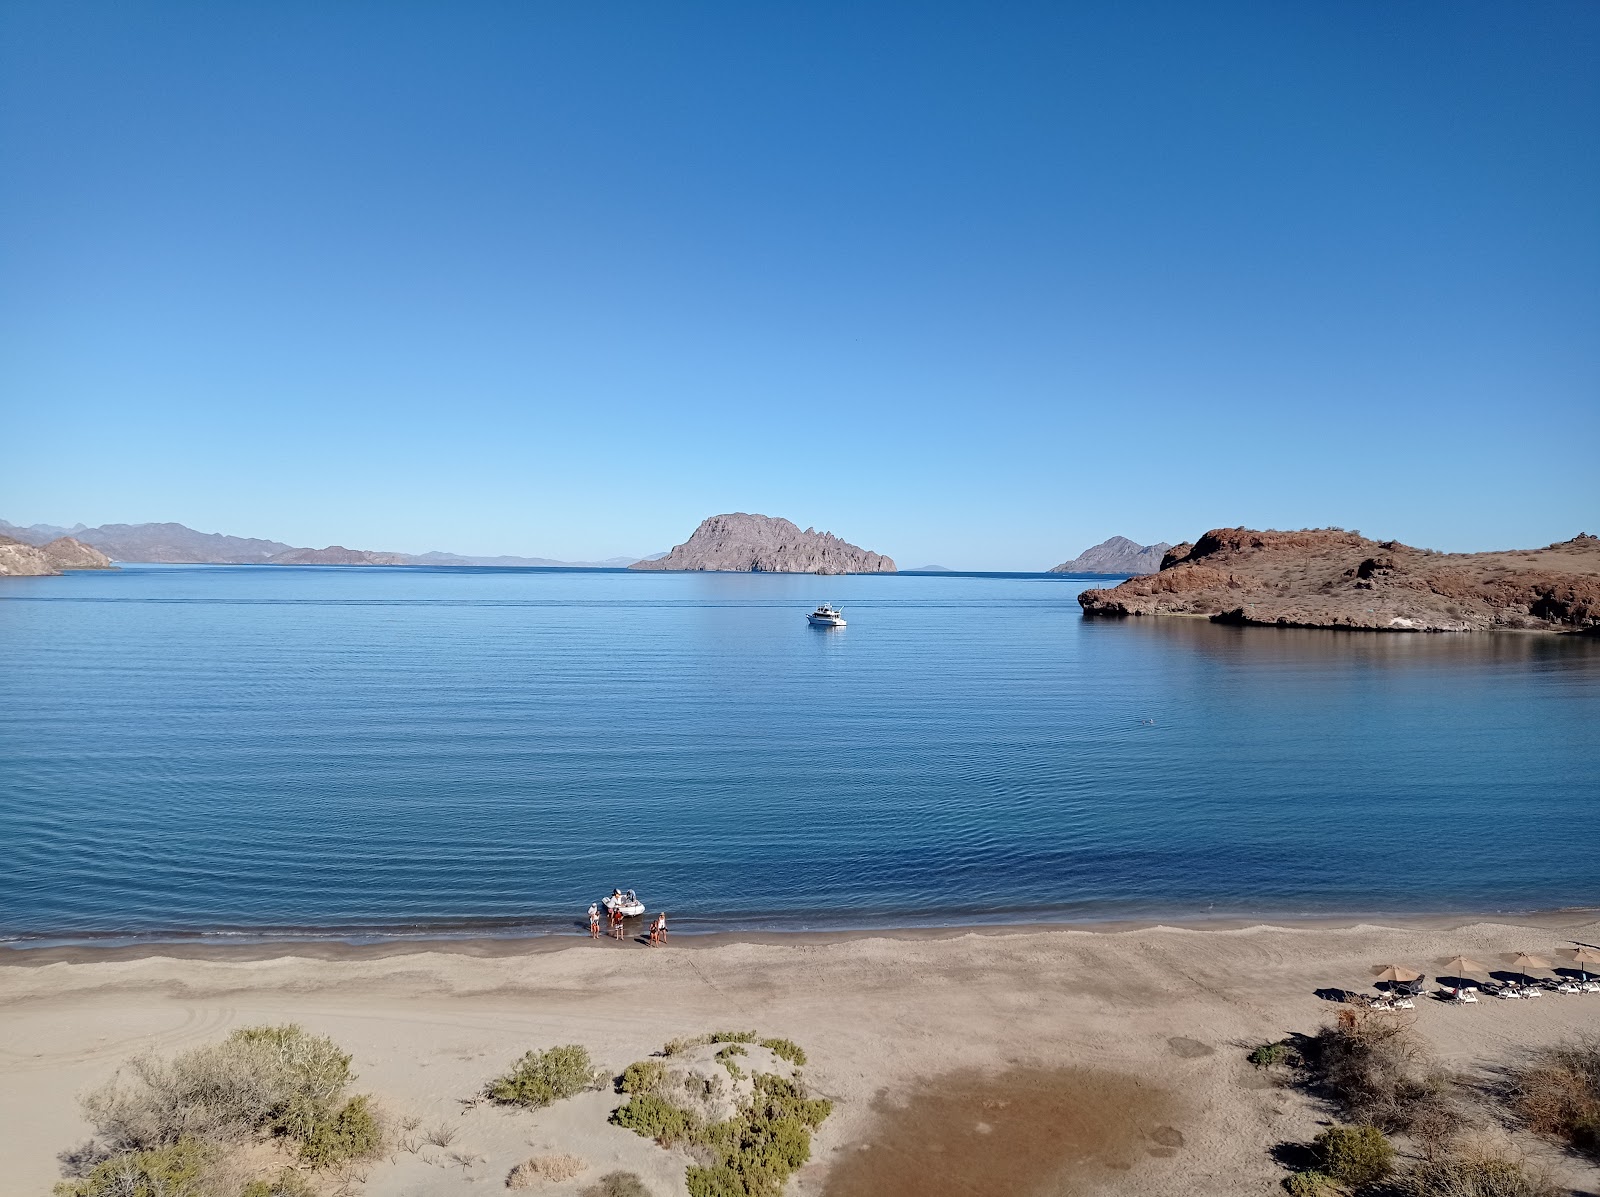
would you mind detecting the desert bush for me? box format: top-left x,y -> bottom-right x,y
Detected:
1399,1149 -> 1561,1197
758,1039 -> 805,1066
1282,1172 -> 1341,1197
53,1137 -> 211,1197
487,1045 -> 603,1108
579,1172 -> 653,1197
613,1092 -> 699,1146
1508,1036 -> 1600,1160
1306,1012 -> 1464,1140
1251,1041 -> 1296,1068
706,1031 -> 757,1046
80,1024 -> 355,1153
298,1093 -> 383,1167
620,1060 -> 666,1094
240,1170 -> 317,1197
507,1152 -> 588,1187
615,1036 -> 831,1197
1314,1124 -> 1394,1187
424,1121 -> 459,1147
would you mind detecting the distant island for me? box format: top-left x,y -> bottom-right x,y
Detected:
1078,527 -> 1600,633
630,513 -> 896,574
1049,535 -> 1172,576
904,564 -> 954,573
0,534 -> 115,577
0,520 -> 653,569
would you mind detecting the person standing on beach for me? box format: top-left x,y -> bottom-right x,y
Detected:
588,903 -> 601,940
650,911 -> 667,946
610,908 -> 625,940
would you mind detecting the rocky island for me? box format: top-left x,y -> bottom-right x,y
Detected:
630,513 -> 896,574
1049,535 -> 1172,576
1078,527 -> 1600,633
0,535 -> 116,577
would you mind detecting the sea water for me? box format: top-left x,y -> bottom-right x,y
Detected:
1,564 -> 1596,944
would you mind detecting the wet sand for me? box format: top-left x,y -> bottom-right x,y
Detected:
4,915 -> 1599,1196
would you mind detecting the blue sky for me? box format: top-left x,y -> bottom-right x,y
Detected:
3,2 -> 1596,569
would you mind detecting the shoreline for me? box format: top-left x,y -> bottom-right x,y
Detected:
6,904 -> 1597,967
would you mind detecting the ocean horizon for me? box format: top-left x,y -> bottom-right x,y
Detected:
3,564 -> 1597,949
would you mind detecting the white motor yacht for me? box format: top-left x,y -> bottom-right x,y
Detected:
807,604 -> 846,627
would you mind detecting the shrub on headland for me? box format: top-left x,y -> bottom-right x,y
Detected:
1398,1148 -> 1561,1197
579,1173 -> 653,1197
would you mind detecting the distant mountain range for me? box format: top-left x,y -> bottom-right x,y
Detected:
630,513 -> 895,574
1048,535 -> 1172,576
0,520 -> 659,569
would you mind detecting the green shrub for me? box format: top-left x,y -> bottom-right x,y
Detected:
1282,1171 -> 1341,1197
1308,1013 -> 1464,1140
580,1172 -> 653,1197
612,1092 -> 699,1145
53,1138 -> 210,1197
1251,1041 -> 1293,1068
240,1170 -> 317,1197
487,1044 -> 602,1108
620,1059 -> 666,1094
707,1031 -> 757,1045
759,1038 -> 806,1066
80,1024 -> 355,1152
1315,1124 -> 1394,1187
299,1093 -> 383,1167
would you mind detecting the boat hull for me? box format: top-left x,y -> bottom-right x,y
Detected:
807,615 -> 846,627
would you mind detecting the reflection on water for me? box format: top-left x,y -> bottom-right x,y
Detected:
1,565 -> 1596,943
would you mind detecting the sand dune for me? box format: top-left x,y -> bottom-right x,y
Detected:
4,916 -> 1599,1195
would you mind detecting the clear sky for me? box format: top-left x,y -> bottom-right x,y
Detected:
3,2 -> 1596,569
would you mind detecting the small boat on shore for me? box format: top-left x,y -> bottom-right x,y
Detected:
807,604 -> 846,627
603,889 -> 645,917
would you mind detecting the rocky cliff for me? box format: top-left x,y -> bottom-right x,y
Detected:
0,535 -> 117,577
630,513 -> 896,574
1078,528 -> 1600,633
1049,536 -> 1172,575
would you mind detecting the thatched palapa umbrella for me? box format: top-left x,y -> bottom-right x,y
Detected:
1371,963 -> 1423,993
1506,953 -> 1551,985
1561,946 -> 1600,981
1438,955 -> 1486,984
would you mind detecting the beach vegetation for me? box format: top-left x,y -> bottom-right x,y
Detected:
1398,1147 -> 1561,1197
53,1137 -> 212,1197
1282,1171 -> 1343,1197
1305,1011 -> 1465,1142
1250,1040 -> 1297,1069
665,1031 -> 758,1056
424,1120 -> 459,1147
620,1059 -> 667,1094
508,1152 -> 589,1187
579,1172 -> 653,1197
1506,1035 -> 1600,1160
758,1039 -> 805,1066
1313,1124 -> 1394,1187
298,1093 -> 382,1167
613,1092 -> 698,1146
614,1036 -> 831,1197
717,1045 -> 747,1079
60,1023 -> 382,1194
486,1044 -> 605,1108
240,1170 -> 317,1197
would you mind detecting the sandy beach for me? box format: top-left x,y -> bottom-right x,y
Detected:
5,915 -> 1599,1196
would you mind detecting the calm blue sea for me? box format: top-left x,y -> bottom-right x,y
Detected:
1,564 -> 1597,946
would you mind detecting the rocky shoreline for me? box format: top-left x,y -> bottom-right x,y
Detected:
1078,528 -> 1600,633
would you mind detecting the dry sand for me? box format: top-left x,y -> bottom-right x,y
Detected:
4,916 -> 1599,1196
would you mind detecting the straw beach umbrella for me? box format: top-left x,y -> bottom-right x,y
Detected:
1561,946 -> 1600,981
1506,953 -> 1551,984
1438,955 -> 1486,983
1371,963 -> 1423,994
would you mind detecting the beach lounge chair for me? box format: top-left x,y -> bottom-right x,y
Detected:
1554,982 -> 1581,994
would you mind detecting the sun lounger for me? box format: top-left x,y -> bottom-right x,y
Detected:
1554,982 -> 1581,994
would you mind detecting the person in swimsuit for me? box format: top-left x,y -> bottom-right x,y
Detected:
588,903 -> 601,939
650,911 -> 667,945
